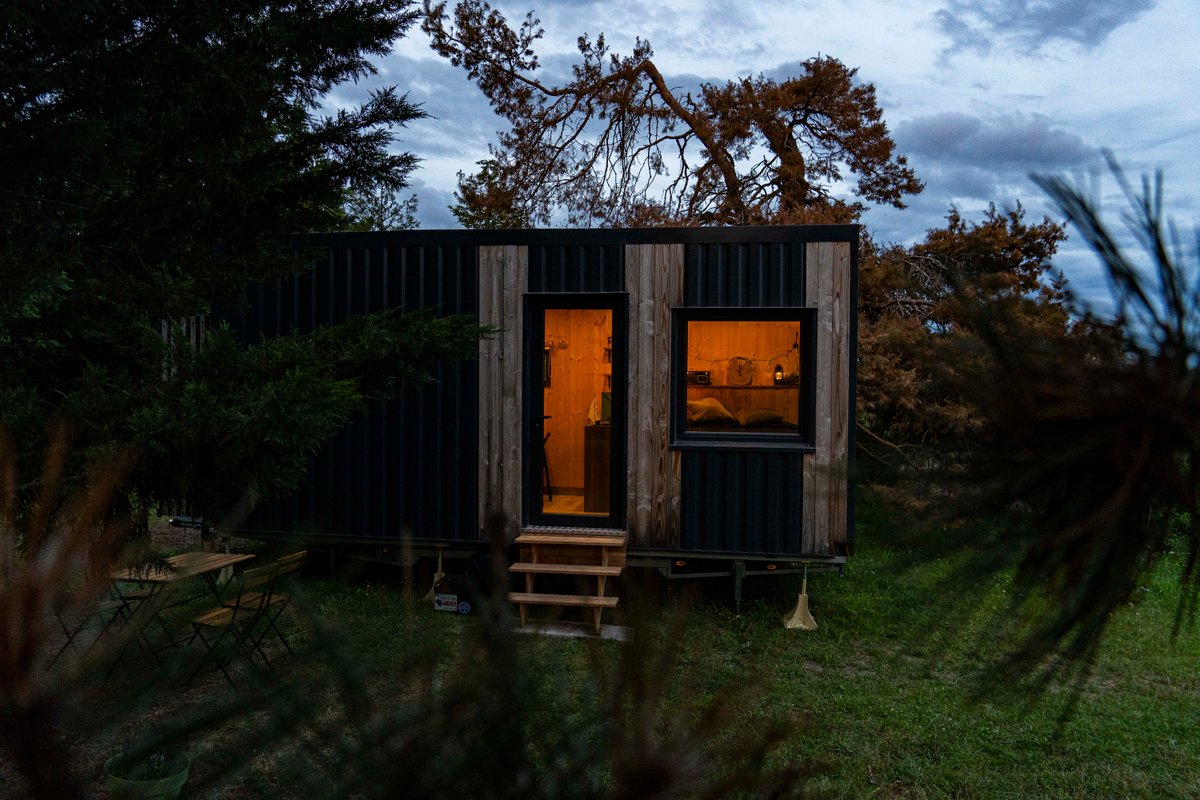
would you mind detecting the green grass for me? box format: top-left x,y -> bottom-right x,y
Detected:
664,498 -> 1200,799
59,497 -> 1200,798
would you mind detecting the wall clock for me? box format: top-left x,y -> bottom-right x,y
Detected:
727,356 -> 754,386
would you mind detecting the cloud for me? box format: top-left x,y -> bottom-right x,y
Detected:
934,0 -> 1159,55
896,111 -> 1096,169
861,112 -> 1098,247
409,179 -> 461,230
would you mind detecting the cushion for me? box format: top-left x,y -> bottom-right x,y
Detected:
736,407 -> 785,427
686,397 -> 737,425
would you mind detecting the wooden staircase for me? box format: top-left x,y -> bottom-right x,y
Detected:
508,529 -> 626,633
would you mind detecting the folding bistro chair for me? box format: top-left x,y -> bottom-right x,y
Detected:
49,584 -> 157,668
186,563 -> 277,688
224,550 -> 307,657
50,597 -> 131,667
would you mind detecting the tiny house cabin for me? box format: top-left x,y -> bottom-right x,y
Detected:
232,226 -> 856,617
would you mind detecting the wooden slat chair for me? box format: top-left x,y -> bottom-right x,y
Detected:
223,550 -> 306,657
186,563 -> 278,688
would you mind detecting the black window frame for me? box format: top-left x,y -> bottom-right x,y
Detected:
670,307 -> 817,452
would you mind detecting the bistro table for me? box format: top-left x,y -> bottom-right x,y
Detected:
110,551 -> 257,649
113,551 -> 256,598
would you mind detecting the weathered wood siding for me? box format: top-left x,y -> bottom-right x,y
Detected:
802,241 -> 852,554
478,245 -> 527,537
625,244 -> 684,549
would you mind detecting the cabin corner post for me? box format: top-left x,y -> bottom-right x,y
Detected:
625,243 -> 684,549
478,245 -> 527,538
802,241 -> 851,555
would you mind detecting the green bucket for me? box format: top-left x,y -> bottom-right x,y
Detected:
103,750 -> 190,800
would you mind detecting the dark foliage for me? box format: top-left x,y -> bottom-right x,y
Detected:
943,156 -> 1199,682
856,206 -> 1070,482
2,472 -> 812,798
0,0 -> 487,522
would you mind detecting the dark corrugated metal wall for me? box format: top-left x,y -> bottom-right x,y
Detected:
680,450 -> 804,555
528,242 -> 624,292
678,241 -> 808,556
683,240 -> 806,307
241,243 -> 479,542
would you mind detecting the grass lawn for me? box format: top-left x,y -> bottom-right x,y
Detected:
47,494 -> 1200,799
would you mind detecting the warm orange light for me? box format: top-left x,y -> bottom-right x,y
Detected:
766,563 -> 777,570
674,560 -> 687,567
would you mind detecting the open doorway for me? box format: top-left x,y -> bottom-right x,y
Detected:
528,296 -> 625,527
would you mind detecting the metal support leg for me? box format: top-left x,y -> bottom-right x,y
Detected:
733,560 -> 745,613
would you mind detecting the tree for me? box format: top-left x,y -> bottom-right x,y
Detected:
423,0 -> 922,227
856,205 -> 1071,476
343,180 -> 422,231
0,1 -> 487,525
451,157 -> 532,229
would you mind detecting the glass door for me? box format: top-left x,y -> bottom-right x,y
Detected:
526,295 -> 625,528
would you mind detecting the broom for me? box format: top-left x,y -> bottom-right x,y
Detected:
784,564 -> 817,630
423,550 -> 447,603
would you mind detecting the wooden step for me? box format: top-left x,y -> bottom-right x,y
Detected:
510,563 -> 622,577
507,592 -> 619,608
522,526 -> 625,536
516,532 -> 626,547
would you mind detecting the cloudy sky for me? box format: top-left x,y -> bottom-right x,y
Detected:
339,0 -> 1199,302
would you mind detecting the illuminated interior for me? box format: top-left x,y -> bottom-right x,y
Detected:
541,308 -> 612,516
684,320 -> 802,433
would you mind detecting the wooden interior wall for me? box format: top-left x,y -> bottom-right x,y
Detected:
685,320 -> 802,424
626,244 -> 684,549
478,245 -> 526,537
685,321 -> 802,387
802,241 -> 851,554
541,308 -> 611,491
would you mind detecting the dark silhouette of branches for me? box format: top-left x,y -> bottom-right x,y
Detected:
944,155 -> 1199,684
423,0 -> 921,227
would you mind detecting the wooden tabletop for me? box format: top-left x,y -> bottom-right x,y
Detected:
112,551 -> 256,583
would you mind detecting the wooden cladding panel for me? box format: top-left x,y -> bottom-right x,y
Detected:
626,244 -> 684,549
802,242 -> 851,554
829,242 -> 851,547
478,245 -> 527,537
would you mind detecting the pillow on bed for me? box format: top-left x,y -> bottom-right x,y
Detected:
686,397 -> 737,425
736,407 -> 784,427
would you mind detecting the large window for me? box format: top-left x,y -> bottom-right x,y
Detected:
671,308 -> 815,450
